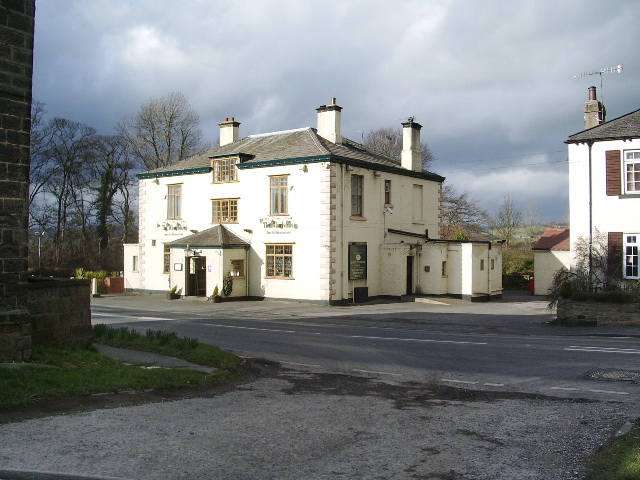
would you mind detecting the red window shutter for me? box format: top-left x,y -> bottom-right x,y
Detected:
605,150 -> 621,196
608,231 -> 623,273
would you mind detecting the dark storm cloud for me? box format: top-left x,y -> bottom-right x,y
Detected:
33,0 -> 640,221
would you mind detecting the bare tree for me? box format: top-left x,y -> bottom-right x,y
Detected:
29,100 -> 54,207
491,192 -> 522,246
363,126 -> 434,171
440,184 -> 488,239
85,135 -> 135,262
44,118 -> 96,266
119,91 -> 203,170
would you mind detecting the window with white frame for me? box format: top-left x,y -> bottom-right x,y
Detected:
624,234 -> 639,279
212,198 -> 238,223
132,255 -> 139,272
212,157 -> 238,183
624,150 -> 640,193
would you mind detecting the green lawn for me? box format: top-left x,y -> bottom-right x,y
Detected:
586,420 -> 640,480
0,325 -> 244,408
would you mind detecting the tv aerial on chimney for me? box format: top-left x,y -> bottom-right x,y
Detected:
573,64 -> 623,106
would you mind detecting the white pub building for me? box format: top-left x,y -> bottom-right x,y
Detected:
124,99 -> 502,304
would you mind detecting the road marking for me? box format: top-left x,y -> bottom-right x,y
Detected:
203,323 -> 296,334
441,379 -> 478,385
203,323 -> 487,345
550,386 -> 629,395
565,346 -> 640,355
92,313 -> 169,322
349,335 -> 487,346
281,361 -> 321,368
352,369 -> 403,377
483,382 -> 505,387
587,389 -> 629,395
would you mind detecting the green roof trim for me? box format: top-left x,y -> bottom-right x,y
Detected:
209,152 -> 255,162
168,244 -> 249,250
137,167 -> 211,179
330,155 -> 446,183
236,154 -> 331,169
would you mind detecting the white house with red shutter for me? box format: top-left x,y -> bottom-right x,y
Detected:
566,87 -> 640,282
123,99 -> 502,304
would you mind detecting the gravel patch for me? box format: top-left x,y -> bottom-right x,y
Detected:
0,366 -> 635,480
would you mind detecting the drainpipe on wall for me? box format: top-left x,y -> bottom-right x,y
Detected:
587,140 -> 594,288
341,163 -> 346,303
487,244 -> 491,298
245,247 -> 249,298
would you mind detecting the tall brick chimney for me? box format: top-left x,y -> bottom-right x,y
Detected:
219,117 -> 240,146
316,98 -> 342,144
584,86 -> 606,129
401,118 -> 423,172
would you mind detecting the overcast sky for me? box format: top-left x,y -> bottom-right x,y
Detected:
32,0 -> 640,223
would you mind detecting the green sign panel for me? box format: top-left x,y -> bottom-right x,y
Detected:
349,244 -> 367,280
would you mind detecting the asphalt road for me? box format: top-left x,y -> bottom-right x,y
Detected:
2,293 -> 639,479
90,293 -> 640,403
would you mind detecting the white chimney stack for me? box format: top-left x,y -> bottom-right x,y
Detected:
401,118 -> 422,172
219,117 -> 240,146
316,98 -> 342,144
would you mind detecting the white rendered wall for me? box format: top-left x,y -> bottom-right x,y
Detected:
569,139 -> 640,267
331,163 -> 441,301
534,250 -> 570,296
126,158 -> 502,302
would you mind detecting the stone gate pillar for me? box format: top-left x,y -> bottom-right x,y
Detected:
0,0 -> 36,361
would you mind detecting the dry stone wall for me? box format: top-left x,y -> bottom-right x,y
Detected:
557,299 -> 640,326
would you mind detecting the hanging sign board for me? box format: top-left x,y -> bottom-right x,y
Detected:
348,244 -> 367,280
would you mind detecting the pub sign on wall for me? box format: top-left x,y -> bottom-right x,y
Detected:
348,243 -> 367,280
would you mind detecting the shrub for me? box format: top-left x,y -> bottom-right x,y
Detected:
547,230 -> 631,309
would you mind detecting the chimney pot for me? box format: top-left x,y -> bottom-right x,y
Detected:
401,119 -> 423,172
583,86 -> 605,129
219,117 -> 240,146
316,98 -> 342,144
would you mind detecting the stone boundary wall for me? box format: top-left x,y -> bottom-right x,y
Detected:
28,278 -> 92,346
557,299 -> 640,326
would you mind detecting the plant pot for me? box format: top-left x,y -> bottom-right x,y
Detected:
213,295 -> 222,303
167,293 -> 180,300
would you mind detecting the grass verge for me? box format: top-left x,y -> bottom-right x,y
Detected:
586,419 -> 640,480
92,324 -> 242,371
0,325 -> 244,408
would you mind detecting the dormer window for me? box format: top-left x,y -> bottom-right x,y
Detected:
212,157 -> 238,183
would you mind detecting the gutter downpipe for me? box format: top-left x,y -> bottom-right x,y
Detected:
245,246 -> 249,297
587,140 -> 594,289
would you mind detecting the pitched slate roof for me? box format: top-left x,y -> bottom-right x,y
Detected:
167,225 -> 249,248
532,228 -> 570,251
566,108 -> 640,144
142,127 -> 444,182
